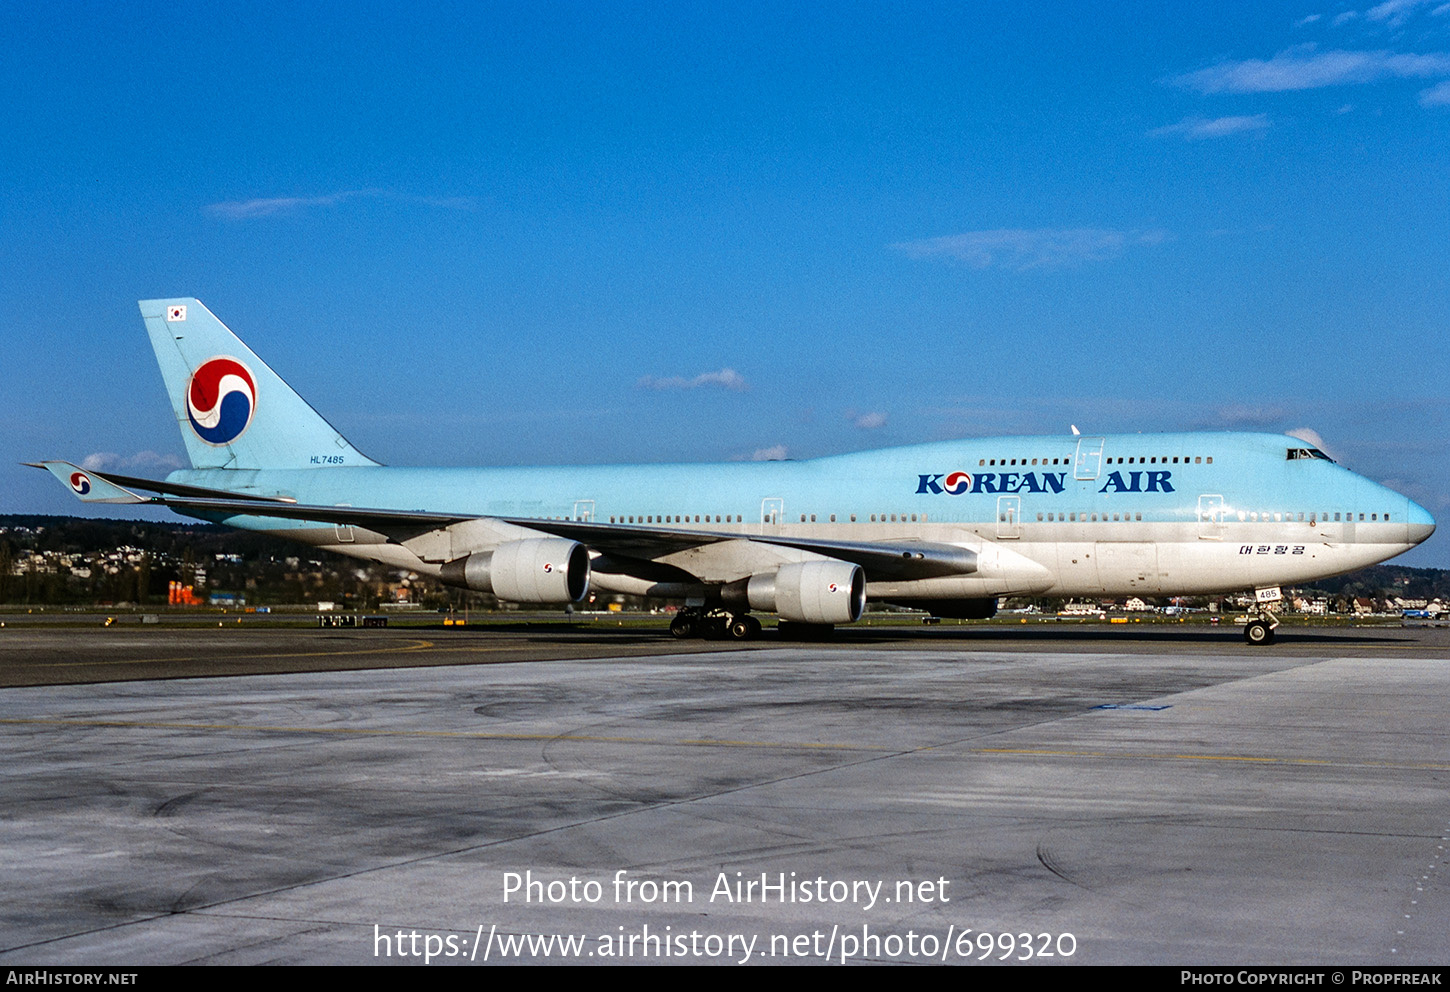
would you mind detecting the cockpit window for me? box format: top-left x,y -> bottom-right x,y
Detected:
1287,448 -> 1334,462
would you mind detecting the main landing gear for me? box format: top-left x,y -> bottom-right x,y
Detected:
670,608 -> 763,641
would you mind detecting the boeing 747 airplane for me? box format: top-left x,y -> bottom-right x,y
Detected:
37,298 -> 1435,644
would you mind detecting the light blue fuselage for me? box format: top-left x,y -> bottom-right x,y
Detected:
167,431 -> 1434,599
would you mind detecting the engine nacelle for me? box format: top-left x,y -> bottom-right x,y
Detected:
439,538 -> 589,604
747,560 -> 865,624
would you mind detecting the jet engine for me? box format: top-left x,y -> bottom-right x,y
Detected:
745,560 -> 865,624
439,538 -> 589,603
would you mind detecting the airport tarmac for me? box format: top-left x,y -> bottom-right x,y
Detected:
0,624 -> 1447,965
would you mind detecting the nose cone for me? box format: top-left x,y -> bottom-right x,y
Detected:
1407,498 -> 1436,546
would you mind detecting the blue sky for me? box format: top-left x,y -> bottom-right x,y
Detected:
2,2 -> 1446,566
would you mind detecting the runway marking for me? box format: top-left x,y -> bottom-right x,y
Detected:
2,717 -> 1449,769
32,638 -> 441,669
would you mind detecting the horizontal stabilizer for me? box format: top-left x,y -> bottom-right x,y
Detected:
32,461 -> 145,504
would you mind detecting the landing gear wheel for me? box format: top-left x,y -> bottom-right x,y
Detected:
1244,619 -> 1275,646
670,614 -> 696,639
728,615 -> 761,640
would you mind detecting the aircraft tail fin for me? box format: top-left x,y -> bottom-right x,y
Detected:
139,299 -> 380,471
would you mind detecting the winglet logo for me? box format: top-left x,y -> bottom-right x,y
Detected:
167,305 -> 187,322
187,357 -> 256,445
69,472 -> 91,496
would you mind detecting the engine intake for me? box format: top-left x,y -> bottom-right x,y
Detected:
439,538 -> 589,604
746,560 -> 865,624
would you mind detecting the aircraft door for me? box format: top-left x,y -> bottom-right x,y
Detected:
760,497 -> 784,532
1074,437 -> 1105,480
334,504 -> 355,543
1198,494 -> 1224,540
996,495 -> 1022,539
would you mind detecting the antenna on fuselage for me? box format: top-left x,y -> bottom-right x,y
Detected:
1070,424 -> 1081,436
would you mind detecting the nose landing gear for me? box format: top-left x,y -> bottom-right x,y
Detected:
1243,587 -> 1283,646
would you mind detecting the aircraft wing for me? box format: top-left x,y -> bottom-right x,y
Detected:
512,517 -> 977,580
32,465 -> 977,582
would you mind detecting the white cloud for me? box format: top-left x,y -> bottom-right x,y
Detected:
751,445 -> 788,461
80,451 -> 185,473
636,368 -> 749,392
1150,114 -> 1271,139
1295,13 -> 1322,27
205,189 -> 476,219
851,411 -> 887,429
1367,0 -> 1436,26
1173,46 -> 1450,92
1420,79 -> 1450,103
206,191 -> 364,218
891,228 -> 1169,271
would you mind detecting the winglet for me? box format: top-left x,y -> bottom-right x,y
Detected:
33,461 -> 146,504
